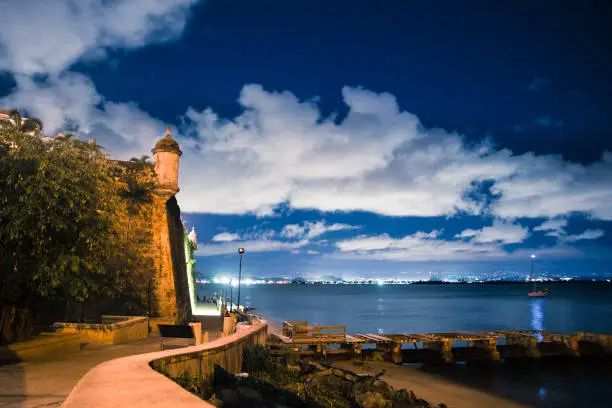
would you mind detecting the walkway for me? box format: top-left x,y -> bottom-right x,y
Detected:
0,328 -> 222,408
0,337 -> 162,408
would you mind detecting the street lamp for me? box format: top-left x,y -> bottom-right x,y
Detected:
530,254 -> 536,279
229,279 -> 233,312
237,248 -> 245,311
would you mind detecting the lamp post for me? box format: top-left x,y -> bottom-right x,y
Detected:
220,287 -> 224,311
229,279 -> 233,312
530,254 -> 536,278
237,248 -> 245,311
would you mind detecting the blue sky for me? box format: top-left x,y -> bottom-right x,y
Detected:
1,0 -> 611,278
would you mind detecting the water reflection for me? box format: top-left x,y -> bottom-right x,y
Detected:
377,298 -> 384,334
530,299 -> 545,341
538,386 -> 547,401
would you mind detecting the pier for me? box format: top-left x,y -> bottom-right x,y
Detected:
267,321 -> 612,364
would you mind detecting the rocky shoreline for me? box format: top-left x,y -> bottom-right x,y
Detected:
164,344 -> 447,408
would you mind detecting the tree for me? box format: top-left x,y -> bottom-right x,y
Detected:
129,155 -> 151,165
0,109 -> 43,135
0,125 -> 123,343
117,173 -> 156,315
118,175 -> 155,241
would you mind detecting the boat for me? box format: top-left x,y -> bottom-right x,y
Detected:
528,288 -> 551,297
527,254 -> 551,297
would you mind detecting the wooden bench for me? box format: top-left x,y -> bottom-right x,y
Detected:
157,324 -> 195,351
282,321 -> 308,337
282,321 -> 346,344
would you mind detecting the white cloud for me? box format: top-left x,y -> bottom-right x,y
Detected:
281,221 -> 359,239
533,219 -> 604,243
211,232 -> 241,242
0,72 -> 169,158
0,0 -> 199,75
455,229 -> 479,239
179,85 -> 612,220
307,250 -> 320,255
334,230 -> 507,261
196,239 -> 308,256
334,229 -> 582,262
455,220 -> 529,244
2,77 -> 612,222
280,224 -> 307,239
306,221 -> 359,238
201,220 -> 355,256
562,229 -> 604,243
534,218 -> 568,237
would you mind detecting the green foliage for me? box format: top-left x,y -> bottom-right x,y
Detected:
0,118 -> 156,342
242,344 -> 277,374
173,370 -> 202,396
0,109 -> 43,134
306,382 -> 354,408
241,354 -> 444,408
129,155 -> 151,165
118,175 -> 154,215
1,124 -> 120,301
156,367 -> 213,399
355,392 -> 392,408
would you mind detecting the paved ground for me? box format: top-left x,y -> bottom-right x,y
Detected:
0,330 -> 222,408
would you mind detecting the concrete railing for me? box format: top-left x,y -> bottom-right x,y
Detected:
62,319 -> 268,408
53,315 -> 149,345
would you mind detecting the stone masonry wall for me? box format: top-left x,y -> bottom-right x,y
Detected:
151,194 -> 178,321
166,196 -> 192,324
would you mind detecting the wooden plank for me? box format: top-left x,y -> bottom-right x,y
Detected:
345,335 -> 364,343
365,334 -> 392,342
300,325 -> 346,333
269,349 -> 316,356
273,334 -> 293,343
293,333 -> 346,340
325,349 -> 350,355
283,320 -> 308,327
373,334 -> 392,342
356,334 -> 388,343
402,334 -> 437,342
385,334 -> 419,343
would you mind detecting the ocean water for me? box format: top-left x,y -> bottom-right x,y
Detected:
198,282 -> 612,407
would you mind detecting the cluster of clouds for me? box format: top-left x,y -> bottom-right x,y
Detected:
455,220 -> 529,244
533,218 -> 604,242
199,221 -> 356,256
179,84 -> 612,223
198,218 -> 602,261
0,0 -> 199,75
333,218 -> 601,262
0,0 -> 610,263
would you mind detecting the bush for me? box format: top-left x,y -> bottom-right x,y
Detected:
242,344 -> 276,374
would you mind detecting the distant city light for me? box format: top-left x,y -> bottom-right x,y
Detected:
530,254 -> 536,259
199,275 -> 609,286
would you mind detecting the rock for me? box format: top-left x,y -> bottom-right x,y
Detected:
213,365 -> 237,388
308,375 -> 328,387
355,391 -> 392,408
409,391 -> 417,402
218,387 -> 240,407
237,386 -> 265,406
372,380 -> 392,398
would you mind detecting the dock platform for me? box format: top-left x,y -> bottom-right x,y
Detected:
267,321 -> 612,364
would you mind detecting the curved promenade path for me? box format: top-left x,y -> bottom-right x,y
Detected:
0,337 -> 163,408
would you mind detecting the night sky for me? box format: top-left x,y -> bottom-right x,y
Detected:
1,0 -> 611,279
